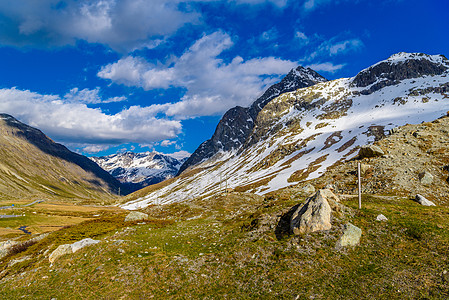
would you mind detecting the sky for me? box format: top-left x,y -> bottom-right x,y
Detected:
0,0 -> 447,159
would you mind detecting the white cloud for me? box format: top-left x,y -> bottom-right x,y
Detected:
0,0 -> 293,52
0,87 -> 182,145
161,140 -> 177,147
164,150 -> 191,160
260,27 -> 279,41
82,144 -> 112,153
329,39 -> 363,56
306,62 -> 345,73
295,31 -> 308,41
64,87 -> 127,104
0,0 -> 200,52
306,36 -> 364,61
98,31 -> 298,118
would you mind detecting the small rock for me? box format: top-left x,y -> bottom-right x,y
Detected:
125,211 -> 149,222
358,145 -> 385,158
336,223 -> 362,248
414,194 -> 436,206
418,171 -> 433,185
376,214 -> 388,221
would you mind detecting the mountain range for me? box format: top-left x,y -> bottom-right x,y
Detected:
0,114 -> 122,202
91,152 -> 187,193
122,52 -> 449,209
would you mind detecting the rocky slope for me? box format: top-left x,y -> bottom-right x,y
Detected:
122,52 -> 449,209
91,152 -> 187,192
178,66 -> 327,174
0,114 -> 122,202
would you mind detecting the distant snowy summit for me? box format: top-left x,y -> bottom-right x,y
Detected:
91,151 -> 188,192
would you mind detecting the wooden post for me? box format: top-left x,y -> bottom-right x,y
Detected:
357,162 -> 362,209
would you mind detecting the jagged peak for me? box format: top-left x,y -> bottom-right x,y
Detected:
353,52 -> 449,92
291,66 -> 327,83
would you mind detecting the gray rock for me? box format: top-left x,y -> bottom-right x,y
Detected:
291,189 -> 340,235
414,194 -> 436,206
376,214 -> 388,221
418,171 -> 433,185
125,211 -> 149,222
358,145 -> 385,158
336,223 -> 362,247
71,238 -> 100,253
49,244 -> 72,263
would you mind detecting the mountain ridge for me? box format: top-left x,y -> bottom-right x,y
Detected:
123,52 -> 449,209
0,114 -> 124,202
177,66 -> 327,175
91,151 -> 187,192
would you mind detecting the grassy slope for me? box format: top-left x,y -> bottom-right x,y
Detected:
0,191 -> 447,299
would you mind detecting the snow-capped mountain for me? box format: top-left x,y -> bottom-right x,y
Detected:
91,151 -> 188,192
177,66 -> 327,175
123,52 -> 449,209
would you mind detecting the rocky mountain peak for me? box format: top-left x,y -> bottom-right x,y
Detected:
353,52 -> 449,94
177,65 -> 327,175
91,151 -> 186,192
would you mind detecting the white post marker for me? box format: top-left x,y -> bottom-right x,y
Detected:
358,162 -> 362,209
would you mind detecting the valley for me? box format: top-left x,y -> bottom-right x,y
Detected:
1,52 -> 449,299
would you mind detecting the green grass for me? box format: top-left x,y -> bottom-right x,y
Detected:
0,192 -> 448,299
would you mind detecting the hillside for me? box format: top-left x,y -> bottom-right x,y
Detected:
91,151 -> 187,192
123,52 -> 449,209
0,114 -> 122,202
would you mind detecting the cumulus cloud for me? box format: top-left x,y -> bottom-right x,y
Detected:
64,87 -> 127,104
98,31 -> 298,118
0,0 -> 293,52
0,87 -> 182,145
0,0 -> 200,52
160,140 -> 177,147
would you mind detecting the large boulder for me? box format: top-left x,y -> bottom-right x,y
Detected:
336,223 -> 362,247
358,145 -> 385,158
414,194 -> 436,206
125,211 -> 149,222
290,189 -> 340,235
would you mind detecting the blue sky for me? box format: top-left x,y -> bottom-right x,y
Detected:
0,0 -> 447,158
